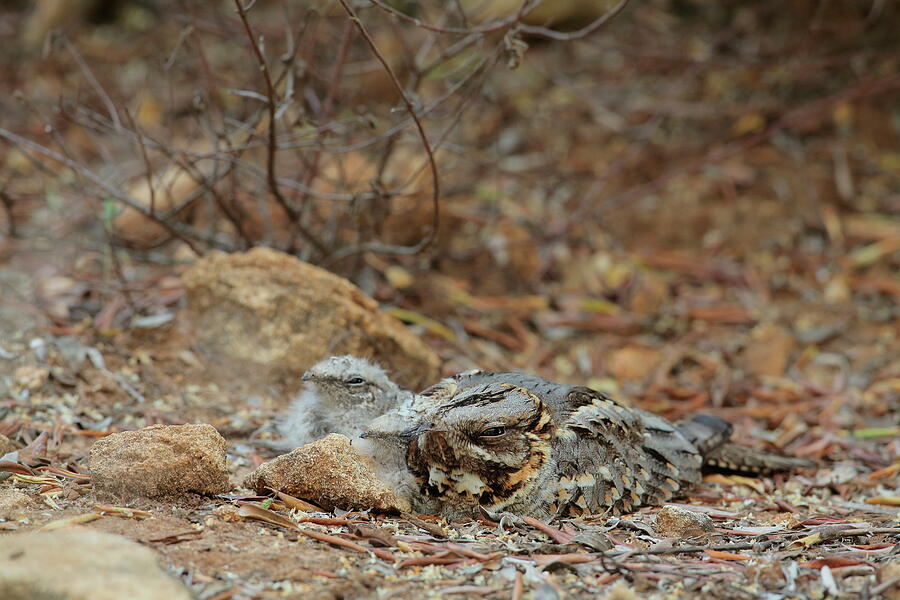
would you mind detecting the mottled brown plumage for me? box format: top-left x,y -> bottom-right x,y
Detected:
396,371 -> 811,519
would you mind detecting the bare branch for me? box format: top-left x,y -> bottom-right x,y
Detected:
0,126 -> 204,256
0,191 -> 16,237
233,0 -> 328,256
62,35 -> 122,132
332,0 -> 442,259
368,0 -> 541,35
519,0 -> 631,40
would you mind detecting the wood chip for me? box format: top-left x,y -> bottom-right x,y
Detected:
866,496 -> 900,506
352,524 -> 398,548
445,542 -> 502,561
867,463 -> 900,480
273,489 -> 323,512
531,553 -> 597,566
298,528 -> 396,562
0,461 -> 35,476
93,505 -> 153,519
522,515 -> 575,544
398,555 -> 465,568
402,512 -> 447,538
39,512 -> 103,530
705,549 -> 752,560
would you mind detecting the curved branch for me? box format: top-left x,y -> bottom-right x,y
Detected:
334,0 -> 441,257
0,126 -> 204,255
367,0 -> 542,35
518,0 -> 631,40
234,0 -> 328,256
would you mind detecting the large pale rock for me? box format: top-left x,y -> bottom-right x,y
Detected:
89,423 -> 231,502
244,434 -> 410,513
181,248 -> 440,390
654,505 -> 715,538
0,528 -> 191,600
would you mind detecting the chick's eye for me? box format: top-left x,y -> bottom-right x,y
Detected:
478,426 -> 506,438
346,377 -> 365,385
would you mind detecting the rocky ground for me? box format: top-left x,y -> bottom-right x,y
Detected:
1,244 -> 897,599
1,1 -> 899,599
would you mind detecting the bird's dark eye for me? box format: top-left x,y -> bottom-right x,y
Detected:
346,377 -> 365,386
479,426 -> 506,438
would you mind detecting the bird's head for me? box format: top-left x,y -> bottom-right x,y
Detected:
404,382 -> 555,510
301,355 -> 400,409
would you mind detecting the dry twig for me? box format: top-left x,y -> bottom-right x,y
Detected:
331,0 -> 442,259
233,0 -> 328,256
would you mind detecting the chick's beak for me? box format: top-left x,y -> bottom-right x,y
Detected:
301,372 -> 314,381
397,421 -> 437,443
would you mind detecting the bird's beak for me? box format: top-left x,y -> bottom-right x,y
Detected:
359,420 -> 438,443
397,421 -> 436,443
301,372 -> 314,381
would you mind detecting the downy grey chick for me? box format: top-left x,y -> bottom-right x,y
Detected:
273,355 -> 412,450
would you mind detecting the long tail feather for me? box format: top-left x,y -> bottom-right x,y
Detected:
704,443 -> 814,474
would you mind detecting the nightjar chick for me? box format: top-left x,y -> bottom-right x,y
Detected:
398,375 -> 810,520
273,355 -> 412,449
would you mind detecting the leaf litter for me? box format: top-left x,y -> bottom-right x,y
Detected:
0,1 -> 898,598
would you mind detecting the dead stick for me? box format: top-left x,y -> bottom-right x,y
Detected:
398,555 -> 465,568
614,542 -> 758,557
0,127 -> 203,255
512,570 -> 525,600
368,0 -> 541,35
335,0 -> 440,256
872,577 -> 900,596
522,516 -> 574,545
519,0 -> 631,41
296,528 -> 395,562
233,0 -> 328,256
